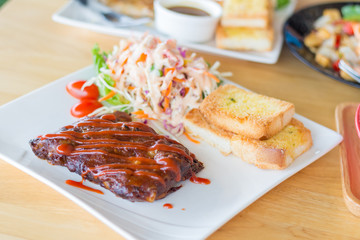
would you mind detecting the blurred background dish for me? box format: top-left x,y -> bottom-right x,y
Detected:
339,60 -> 360,84
154,0 -> 222,43
216,0 -> 274,52
98,0 -> 154,18
284,2 -> 360,88
77,0 -> 151,27
52,0 -> 297,64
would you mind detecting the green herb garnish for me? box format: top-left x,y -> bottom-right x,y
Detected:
276,0 -> 290,10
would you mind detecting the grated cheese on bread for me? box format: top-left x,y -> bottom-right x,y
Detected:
231,118 -> 313,169
199,85 -> 295,140
184,109 -> 234,155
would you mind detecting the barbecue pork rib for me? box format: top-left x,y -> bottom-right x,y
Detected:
29,111 -> 203,202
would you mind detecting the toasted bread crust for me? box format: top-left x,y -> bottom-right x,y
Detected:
184,109 -> 234,155
221,18 -> 270,29
216,25 -> 274,51
199,85 -> 295,139
231,118 -> 313,169
222,0 -> 271,28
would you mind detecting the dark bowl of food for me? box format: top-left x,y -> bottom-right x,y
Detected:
283,2 -> 360,88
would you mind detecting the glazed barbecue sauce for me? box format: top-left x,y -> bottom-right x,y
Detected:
65,179 -> 104,195
40,113 -> 208,197
190,173 -> 211,185
56,144 -> 74,156
163,203 -> 173,209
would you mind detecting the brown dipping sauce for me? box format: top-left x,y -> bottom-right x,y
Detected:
168,6 -> 210,17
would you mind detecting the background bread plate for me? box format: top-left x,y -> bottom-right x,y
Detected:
0,65 -> 342,239
52,0 -> 297,64
283,1 -> 360,89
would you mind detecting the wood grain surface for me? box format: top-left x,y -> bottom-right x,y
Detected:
1,0 -> 360,239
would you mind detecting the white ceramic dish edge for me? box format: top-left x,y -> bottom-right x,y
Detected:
0,65 -> 343,240
52,0 -> 297,64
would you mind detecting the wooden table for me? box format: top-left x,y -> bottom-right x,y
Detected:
1,0 -> 360,239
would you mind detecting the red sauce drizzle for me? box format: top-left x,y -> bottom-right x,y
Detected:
40,118 -> 195,189
134,171 -> 166,186
101,113 -> 116,121
56,144 -> 74,155
163,203 -> 173,209
190,173 -> 211,185
65,179 -> 104,195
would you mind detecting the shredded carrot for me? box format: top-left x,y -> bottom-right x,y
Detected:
107,63 -> 115,74
109,59 -> 127,80
192,67 -> 220,83
135,114 -> 156,120
136,53 -> 147,64
163,97 -> 170,111
121,57 -> 128,67
184,87 -> 189,96
98,91 -> 116,102
204,71 -> 220,83
132,111 -> 156,120
132,110 -> 145,115
98,82 -> 117,102
164,67 -> 176,76
134,113 -> 146,118
161,81 -> 172,97
173,77 -> 186,83
122,43 -> 131,52
112,68 -> 125,82
128,86 -> 135,90
184,131 -> 200,144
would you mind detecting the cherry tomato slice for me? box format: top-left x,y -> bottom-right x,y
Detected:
334,34 -> 341,50
66,80 -> 99,100
333,59 -> 340,72
70,99 -> 103,118
343,22 -> 354,36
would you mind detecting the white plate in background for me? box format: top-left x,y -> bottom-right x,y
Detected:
52,0 -> 297,64
0,65 -> 342,239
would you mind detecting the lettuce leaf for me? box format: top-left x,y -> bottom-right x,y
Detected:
92,44 -> 128,106
342,5 -> 360,21
97,74 -> 122,105
92,44 -> 108,74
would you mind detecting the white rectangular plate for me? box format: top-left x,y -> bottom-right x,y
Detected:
0,66 -> 342,240
52,0 -> 297,64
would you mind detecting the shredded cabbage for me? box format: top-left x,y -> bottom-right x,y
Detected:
89,34 -> 231,135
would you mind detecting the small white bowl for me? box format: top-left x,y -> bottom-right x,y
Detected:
154,0 -> 222,43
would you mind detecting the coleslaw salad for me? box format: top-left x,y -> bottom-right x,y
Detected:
83,34 -> 231,135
